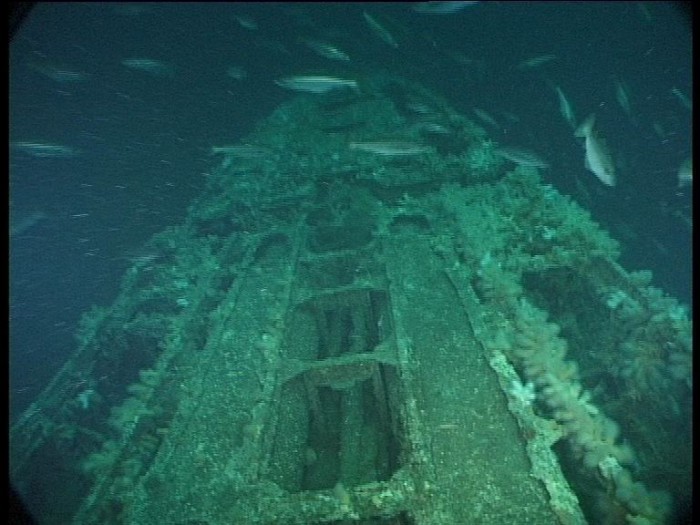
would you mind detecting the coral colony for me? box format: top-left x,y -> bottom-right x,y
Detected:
478,260 -> 682,524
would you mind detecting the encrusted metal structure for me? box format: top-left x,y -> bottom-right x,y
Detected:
10,75 -> 691,525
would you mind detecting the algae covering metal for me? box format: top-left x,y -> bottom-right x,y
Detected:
10,75 -> 690,525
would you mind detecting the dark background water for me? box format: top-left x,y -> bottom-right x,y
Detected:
9,2 -> 691,421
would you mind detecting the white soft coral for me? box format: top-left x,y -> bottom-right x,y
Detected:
508,379 -> 536,406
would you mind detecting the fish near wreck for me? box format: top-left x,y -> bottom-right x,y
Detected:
677,157 -> 692,188
494,146 -> 549,168
515,54 -> 557,70
575,114 -> 616,187
275,75 -> 359,94
349,141 -> 432,156
412,1 -> 479,14
363,11 -> 399,49
302,39 -> 351,62
122,58 -> 175,77
11,141 -> 79,158
553,85 -> 576,129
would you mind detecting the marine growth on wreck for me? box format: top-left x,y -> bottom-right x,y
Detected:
11,73 -> 691,525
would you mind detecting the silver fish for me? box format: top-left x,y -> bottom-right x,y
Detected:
407,102 -> 437,115
10,211 -> 47,236
614,78 -> 632,117
678,157 -> 692,188
349,141 -> 431,156
234,15 -> 258,30
494,146 -> 549,168
473,108 -> 501,129
575,114 -> 616,186
303,39 -> 350,62
516,54 -> 557,70
122,58 -> 175,77
412,2 -> 479,14
412,122 -> 451,135
275,75 -> 358,94
11,141 -> 79,158
671,87 -> 692,111
553,85 -> 576,129
226,66 -> 247,80
210,145 -> 273,158
363,11 -> 399,49
28,63 -> 88,83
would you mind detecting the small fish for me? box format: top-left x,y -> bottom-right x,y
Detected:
10,211 -> 47,236
28,63 -> 88,83
303,39 -> 350,62
516,54 -> 557,70
413,122 -> 451,135
122,58 -> 175,77
412,1 -> 479,14
11,141 -> 79,158
575,114 -> 616,186
677,157 -> 692,188
226,66 -> 247,80
349,141 -> 431,156
234,14 -> 258,30
494,146 -> 549,168
671,87 -> 692,111
407,102 -> 437,115
363,11 -> 399,49
210,145 -> 273,158
553,85 -> 576,129
614,77 -> 632,117
472,108 -> 501,130
275,75 -> 358,94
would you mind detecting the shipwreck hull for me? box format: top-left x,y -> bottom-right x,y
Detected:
11,75 -> 691,525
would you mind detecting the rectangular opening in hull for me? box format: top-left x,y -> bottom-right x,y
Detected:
269,289 -> 403,493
